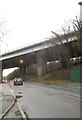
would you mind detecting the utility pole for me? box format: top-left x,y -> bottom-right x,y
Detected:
78,2 -> 82,120
78,2 -> 82,53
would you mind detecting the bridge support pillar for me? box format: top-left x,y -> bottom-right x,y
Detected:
19,67 -> 23,78
26,67 -> 28,79
0,61 -> 2,83
37,50 -> 46,77
23,67 -> 26,80
26,66 -> 31,78
20,67 -> 26,81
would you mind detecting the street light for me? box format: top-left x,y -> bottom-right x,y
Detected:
19,59 -> 24,64
78,2 -> 82,25
78,2 -> 82,53
78,2 -> 82,120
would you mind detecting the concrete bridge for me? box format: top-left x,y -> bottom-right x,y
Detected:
0,36 -> 57,80
0,33 -> 81,82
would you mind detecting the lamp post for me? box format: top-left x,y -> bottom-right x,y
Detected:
78,2 -> 82,53
78,2 -> 82,22
78,3 -> 82,120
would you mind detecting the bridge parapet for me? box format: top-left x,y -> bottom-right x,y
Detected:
1,32 -> 76,61
2,36 -> 54,55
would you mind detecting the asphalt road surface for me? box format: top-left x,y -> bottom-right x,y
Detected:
7,82 -> 80,118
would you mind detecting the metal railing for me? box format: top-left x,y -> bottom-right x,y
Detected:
1,36 -> 54,55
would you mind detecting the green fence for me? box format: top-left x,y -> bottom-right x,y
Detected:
70,68 -> 82,82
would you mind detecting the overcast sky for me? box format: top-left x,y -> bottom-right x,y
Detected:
0,0 -> 80,76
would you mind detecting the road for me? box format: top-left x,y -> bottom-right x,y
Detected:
6,82 -> 80,118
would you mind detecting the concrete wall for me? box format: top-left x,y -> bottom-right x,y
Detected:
47,61 -> 60,73
29,64 -> 37,76
36,50 -> 47,77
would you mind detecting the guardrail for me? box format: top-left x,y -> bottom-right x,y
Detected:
1,36 -> 54,55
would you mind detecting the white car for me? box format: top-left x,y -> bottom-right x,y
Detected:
3,80 -> 7,83
13,78 -> 23,85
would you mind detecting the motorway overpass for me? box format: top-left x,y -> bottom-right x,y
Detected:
0,34 -> 81,82
1,37 -> 58,80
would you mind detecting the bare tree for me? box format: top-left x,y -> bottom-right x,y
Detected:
0,20 -> 6,82
51,17 -> 81,68
0,20 -> 7,53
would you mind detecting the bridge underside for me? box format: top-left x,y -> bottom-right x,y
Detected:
2,41 -> 82,80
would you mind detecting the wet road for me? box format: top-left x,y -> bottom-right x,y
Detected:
8,82 -> 80,118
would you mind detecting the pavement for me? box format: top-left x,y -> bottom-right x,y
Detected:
0,82 -> 16,119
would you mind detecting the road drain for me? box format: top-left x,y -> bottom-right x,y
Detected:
15,111 -> 30,120
24,111 -> 30,120
16,95 -> 22,99
18,91 -> 22,94
15,110 -> 22,117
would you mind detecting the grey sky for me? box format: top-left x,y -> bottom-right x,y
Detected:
0,0 -> 80,52
0,0 -> 80,76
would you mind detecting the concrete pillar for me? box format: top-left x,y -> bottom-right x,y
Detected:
20,67 -> 26,80
23,67 -> 26,80
26,67 -> 28,79
26,66 -> 30,77
0,60 -> 2,83
37,50 -> 46,77
19,67 -> 22,78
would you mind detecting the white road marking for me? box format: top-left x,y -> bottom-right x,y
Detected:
17,101 -> 26,119
9,84 -> 27,119
11,89 -> 14,96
